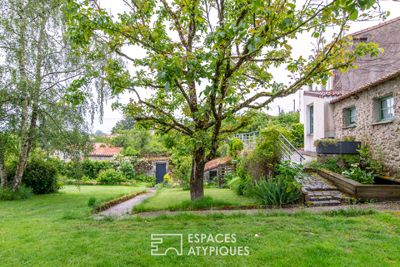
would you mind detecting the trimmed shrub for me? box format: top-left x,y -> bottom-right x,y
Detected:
0,186 -> 32,201
96,169 -> 126,184
22,159 -> 59,194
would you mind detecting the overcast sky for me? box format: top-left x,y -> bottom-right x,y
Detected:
91,0 -> 400,134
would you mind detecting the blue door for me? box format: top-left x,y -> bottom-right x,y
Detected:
156,162 -> 167,184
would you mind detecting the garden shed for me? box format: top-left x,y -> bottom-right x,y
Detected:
204,157 -> 236,186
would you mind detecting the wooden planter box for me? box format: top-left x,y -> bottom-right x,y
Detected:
306,168 -> 400,201
316,141 -> 361,154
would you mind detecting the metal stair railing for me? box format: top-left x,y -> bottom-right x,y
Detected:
278,133 -> 305,164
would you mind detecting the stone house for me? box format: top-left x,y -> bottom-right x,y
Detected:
301,16 -> 400,174
330,71 -> 400,174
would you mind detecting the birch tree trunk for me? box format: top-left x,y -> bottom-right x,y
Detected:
0,149 -> 6,187
13,11 -> 45,192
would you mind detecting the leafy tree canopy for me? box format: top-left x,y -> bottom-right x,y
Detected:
66,0 -> 384,199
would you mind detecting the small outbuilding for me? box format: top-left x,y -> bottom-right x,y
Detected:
204,157 -> 236,186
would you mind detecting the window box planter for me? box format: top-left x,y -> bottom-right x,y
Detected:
316,141 -> 361,154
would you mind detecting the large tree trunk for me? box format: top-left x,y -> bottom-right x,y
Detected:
190,147 -> 206,200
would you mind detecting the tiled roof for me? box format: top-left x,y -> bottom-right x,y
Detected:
89,143 -> 122,157
204,157 -> 232,172
303,90 -> 345,98
348,16 -> 400,37
331,69 -> 400,104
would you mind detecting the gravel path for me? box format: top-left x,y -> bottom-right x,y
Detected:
133,201 -> 400,218
96,188 -> 156,218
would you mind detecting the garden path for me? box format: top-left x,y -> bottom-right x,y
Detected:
96,188 -> 156,218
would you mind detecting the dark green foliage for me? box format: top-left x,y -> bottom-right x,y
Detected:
358,145 -> 384,175
22,159 -> 59,194
62,160 -> 112,180
272,112 -> 300,125
246,161 -> 303,206
307,155 -> 359,174
135,174 -> 156,185
242,111 -> 304,148
111,156 -> 138,180
228,175 -> 252,196
228,138 -> 244,158
248,176 -> 302,207
242,125 -> 290,179
342,166 -> 375,184
290,123 -> 304,148
171,155 -> 192,188
276,161 -> 304,178
87,197 -> 98,208
96,169 -> 126,184
109,128 -> 168,156
81,159 -> 112,180
118,161 -> 136,180
231,161 -> 303,206
307,145 -> 383,184
0,186 -> 32,201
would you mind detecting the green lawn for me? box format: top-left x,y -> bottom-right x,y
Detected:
133,188 -> 258,212
1,186 -> 400,266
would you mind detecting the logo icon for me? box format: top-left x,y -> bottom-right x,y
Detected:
151,234 -> 183,256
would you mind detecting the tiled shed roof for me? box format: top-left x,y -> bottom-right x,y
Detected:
204,157 -> 232,172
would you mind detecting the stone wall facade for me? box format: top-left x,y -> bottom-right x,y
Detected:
333,77 -> 400,175
333,17 -> 400,92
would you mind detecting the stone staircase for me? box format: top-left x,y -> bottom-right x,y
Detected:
298,173 -> 352,207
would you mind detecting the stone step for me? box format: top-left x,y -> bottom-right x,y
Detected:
303,186 -> 338,191
306,195 -> 335,201
306,190 -> 340,196
308,200 -> 341,207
